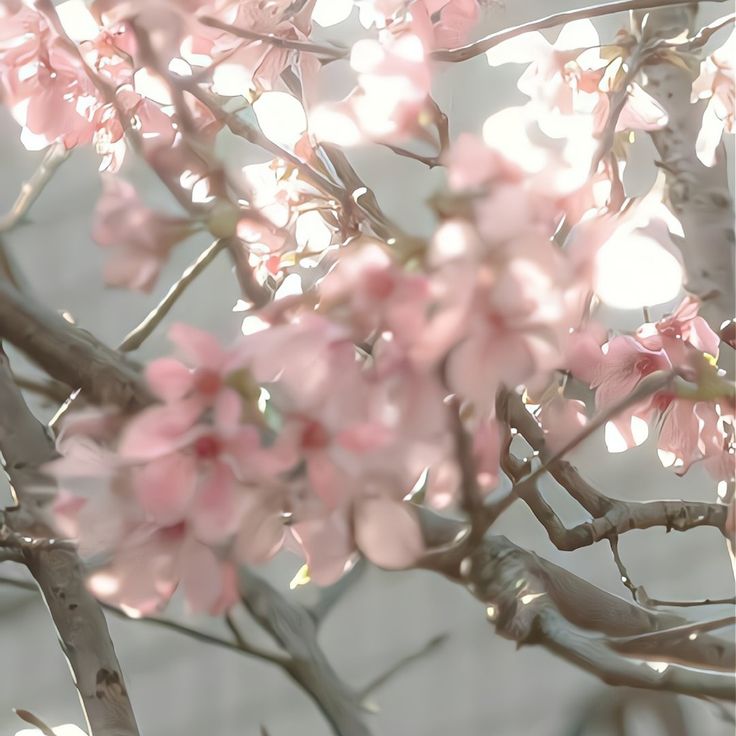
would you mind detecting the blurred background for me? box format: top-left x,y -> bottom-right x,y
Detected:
0,1 -> 734,734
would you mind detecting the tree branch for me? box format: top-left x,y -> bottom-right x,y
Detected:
431,0 -> 729,63
447,534 -> 736,695
118,239 -> 227,352
634,5 -> 735,328
0,348 -> 139,736
0,279 -> 151,411
240,568 -> 372,736
198,16 -> 347,60
0,143 -> 70,233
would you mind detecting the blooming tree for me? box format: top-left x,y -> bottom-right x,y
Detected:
0,0 -> 734,734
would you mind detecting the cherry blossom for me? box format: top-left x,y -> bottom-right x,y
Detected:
91,175 -> 196,290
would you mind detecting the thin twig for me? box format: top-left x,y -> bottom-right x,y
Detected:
14,709 -> 57,736
359,633 -> 448,701
118,239 -> 226,352
0,574 -> 288,666
431,0 -> 729,63
199,16 -> 347,60
0,143 -> 70,233
639,592 -> 736,608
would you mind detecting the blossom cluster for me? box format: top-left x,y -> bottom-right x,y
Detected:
0,1 -> 732,616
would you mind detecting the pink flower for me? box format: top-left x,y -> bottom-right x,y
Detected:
313,33 -> 432,144
318,238 -> 431,344
92,175 -> 195,291
636,296 -> 720,369
88,522 -> 239,616
590,335 -> 671,450
537,396 -> 588,454
145,323 -> 244,408
485,20 -> 667,138
119,390 -> 286,542
4,39 -> 100,150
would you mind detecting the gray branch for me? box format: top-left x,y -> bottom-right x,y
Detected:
0,348 -> 139,736
240,569 -> 372,736
0,279 -> 151,411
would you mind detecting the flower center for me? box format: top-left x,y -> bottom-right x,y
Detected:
364,268 -> 395,300
635,356 -> 659,375
194,368 -> 222,397
194,434 -> 222,459
300,420 -> 330,450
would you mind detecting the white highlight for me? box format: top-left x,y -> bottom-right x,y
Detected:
56,0 -> 99,43
313,0 -> 353,26
595,231 -> 683,309
253,92 -> 307,147
605,417 -> 649,453
133,68 -> 173,105
212,63 -> 253,98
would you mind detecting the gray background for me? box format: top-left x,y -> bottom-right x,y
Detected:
0,2 -> 734,735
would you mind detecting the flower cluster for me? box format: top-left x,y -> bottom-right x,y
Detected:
556,297 -> 734,480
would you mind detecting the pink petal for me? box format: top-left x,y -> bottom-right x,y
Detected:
145,358 -> 195,401
290,513 -> 356,585
538,397 -> 588,454
132,453 -> 197,526
178,537 -> 226,614
233,495 -> 285,564
168,323 -> 225,370
118,400 -> 203,460
353,497 -> 425,570
191,462 -> 242,544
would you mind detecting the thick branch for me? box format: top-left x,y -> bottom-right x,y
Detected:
0,350 -> 139,736
635,5 -> 735,328
0,279 -> 151,411
240,568 -> 371,736
451,534 -> 735,694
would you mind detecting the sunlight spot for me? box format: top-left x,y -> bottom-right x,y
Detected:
311,106 -> 362,146
275,273 -> 303,300
88,571 -> 119,597
313,0 -> 353,26
133,68 -> 172,105
520,592 -> 544,605
242,315 -> 270,336
486,605 -> 498,621
57,0 -> 99,42
257,387 -> 270,414
289,564 -> 311,590
253,92 -> 307,147
657,449 -> 677,468
296,210 -> 332,252
595,231 -> 683,309
645,660 -> 670,673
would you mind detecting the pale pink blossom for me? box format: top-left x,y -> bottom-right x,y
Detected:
590,335 -> 671,449
485,20 -> 667,138
145,323 -> 245,410
313,33 -> 432,143
537,396 -> 588,454
92,175 -> 195,291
